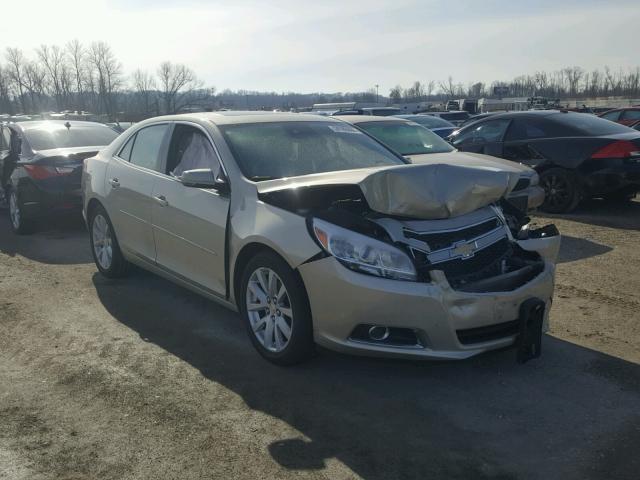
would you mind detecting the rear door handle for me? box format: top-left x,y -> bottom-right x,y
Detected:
108,178 -> 120,188
153,195 -> 168,207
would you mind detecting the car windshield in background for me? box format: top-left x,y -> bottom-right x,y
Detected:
398,115 -> 454,128
357,121 -> 455,156
549,113 -> 633,136
24,124 -> 120,151
441,112 -> 469,121
219,121 -> 406,181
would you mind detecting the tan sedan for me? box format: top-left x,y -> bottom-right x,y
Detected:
83,112 -> 560,365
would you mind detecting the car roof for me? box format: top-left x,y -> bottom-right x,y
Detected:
138,111 -> 345,127
335,115 -> 409,125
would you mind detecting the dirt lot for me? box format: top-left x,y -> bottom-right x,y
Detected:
1,200 -> 639,480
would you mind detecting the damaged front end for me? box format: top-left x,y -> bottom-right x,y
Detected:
257,163 -> 559,361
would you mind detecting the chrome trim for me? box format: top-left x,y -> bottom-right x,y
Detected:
403,216 -> 502,237
416,227 -> 508,265
347,338 -> 425,350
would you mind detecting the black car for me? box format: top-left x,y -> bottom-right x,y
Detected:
2,120 -> 119,233
448,110 -> 640,212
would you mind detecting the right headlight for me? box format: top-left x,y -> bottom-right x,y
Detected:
311,218 -> 417,281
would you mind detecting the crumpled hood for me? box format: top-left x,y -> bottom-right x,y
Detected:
359,163 -> 519,219
257,162 -> 520,220
407,151 -> 535,177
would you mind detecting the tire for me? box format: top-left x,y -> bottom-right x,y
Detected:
239,252 -> 314,365
8,188 -> 35,235
539,168 -> 582,213
89,204 -> 129,278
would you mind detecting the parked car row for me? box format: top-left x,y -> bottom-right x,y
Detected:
447,110 -> 640,212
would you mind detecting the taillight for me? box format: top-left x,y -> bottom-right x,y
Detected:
23,164 -> 75,180
591,140 -> 640,159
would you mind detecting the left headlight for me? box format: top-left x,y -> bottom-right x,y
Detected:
311,218 -> 417,281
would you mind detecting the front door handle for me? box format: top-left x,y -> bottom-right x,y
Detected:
153,195 -> 168,207
108,178 -> 120,188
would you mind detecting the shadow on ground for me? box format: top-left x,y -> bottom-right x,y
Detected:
0,211 -> 92,265
557,235 -> 612,263
537,198 -> 640,231
92,270 -> 640,480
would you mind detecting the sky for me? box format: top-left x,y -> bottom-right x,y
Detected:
2,0 -> 637,94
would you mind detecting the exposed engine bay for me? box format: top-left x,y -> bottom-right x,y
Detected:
258,166 -> 560,294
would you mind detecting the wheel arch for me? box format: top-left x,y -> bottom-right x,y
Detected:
232,242 -> 309,310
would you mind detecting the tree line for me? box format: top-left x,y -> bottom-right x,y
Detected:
390,67 -> 640,103
1,41 -> 639,120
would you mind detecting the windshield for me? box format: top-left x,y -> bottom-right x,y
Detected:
441,112 -> 470,121
398,115 -> 455,128
219,121 -> 405,181
357,121 -> 455,156
24,124 -> 120,151
548,112 -> 634,136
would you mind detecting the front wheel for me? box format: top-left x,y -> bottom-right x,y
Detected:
240,252 -> 314,365
539,168 -> 582,213
89,205 -> 129,278
8,188 -> 35,235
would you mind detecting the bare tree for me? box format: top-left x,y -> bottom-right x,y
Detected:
67,39 -> 87,110
5,47 -> 28,113
438,76 -> 455,98
88,41 -> 122,119
37,45 -> 68,110
132,69 -> 157,115
157,61 -> 202,114
389,85 -> 403,103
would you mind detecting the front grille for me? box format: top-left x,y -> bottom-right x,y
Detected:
404,218 -> 501,251
457,319 -> 519,345
416,238 -> 511,285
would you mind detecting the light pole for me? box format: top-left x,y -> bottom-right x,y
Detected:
375,84 -> 379,104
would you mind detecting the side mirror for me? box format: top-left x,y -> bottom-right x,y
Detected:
178,168 -> 229,193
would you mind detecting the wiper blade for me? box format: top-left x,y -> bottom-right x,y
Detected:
250,175 -> 277,181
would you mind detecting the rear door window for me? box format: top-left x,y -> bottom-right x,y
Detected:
600,111 -> 621,121
621,110 -> 640,121
505,118 -> 566,141
128,124 -> 170,172
454,119 -> 511,145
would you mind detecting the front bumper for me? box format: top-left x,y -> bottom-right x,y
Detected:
298,254 -> 555,360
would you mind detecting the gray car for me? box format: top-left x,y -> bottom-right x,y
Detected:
82,112 -> 560,365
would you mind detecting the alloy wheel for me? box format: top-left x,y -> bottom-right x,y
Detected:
246,267 -> 293,352
9,191 -> 20,230
542,173 -> 571,210
92,214 -> 113,270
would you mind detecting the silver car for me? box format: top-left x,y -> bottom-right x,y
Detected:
82,112 -> 560,365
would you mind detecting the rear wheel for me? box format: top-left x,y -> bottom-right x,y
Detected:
8,188 -> 35,234
540,168 -> 582,213
240,252 -> 314,365
89,205 -> 128,278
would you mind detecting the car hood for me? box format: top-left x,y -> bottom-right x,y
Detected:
257,162 -> 519,220
407,151 -> 535,177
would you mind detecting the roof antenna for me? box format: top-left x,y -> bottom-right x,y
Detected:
64,121 -> 71,129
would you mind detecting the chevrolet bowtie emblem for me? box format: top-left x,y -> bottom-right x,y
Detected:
452,240 -> 478,259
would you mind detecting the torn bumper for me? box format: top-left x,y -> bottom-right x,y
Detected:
298,245 -> 556,360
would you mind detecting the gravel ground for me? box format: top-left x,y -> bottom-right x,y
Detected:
0,200 -> 639,480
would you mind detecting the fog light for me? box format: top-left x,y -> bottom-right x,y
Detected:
368,325 -> 390,341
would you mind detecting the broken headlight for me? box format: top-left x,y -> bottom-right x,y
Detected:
312,218 -> 417,281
